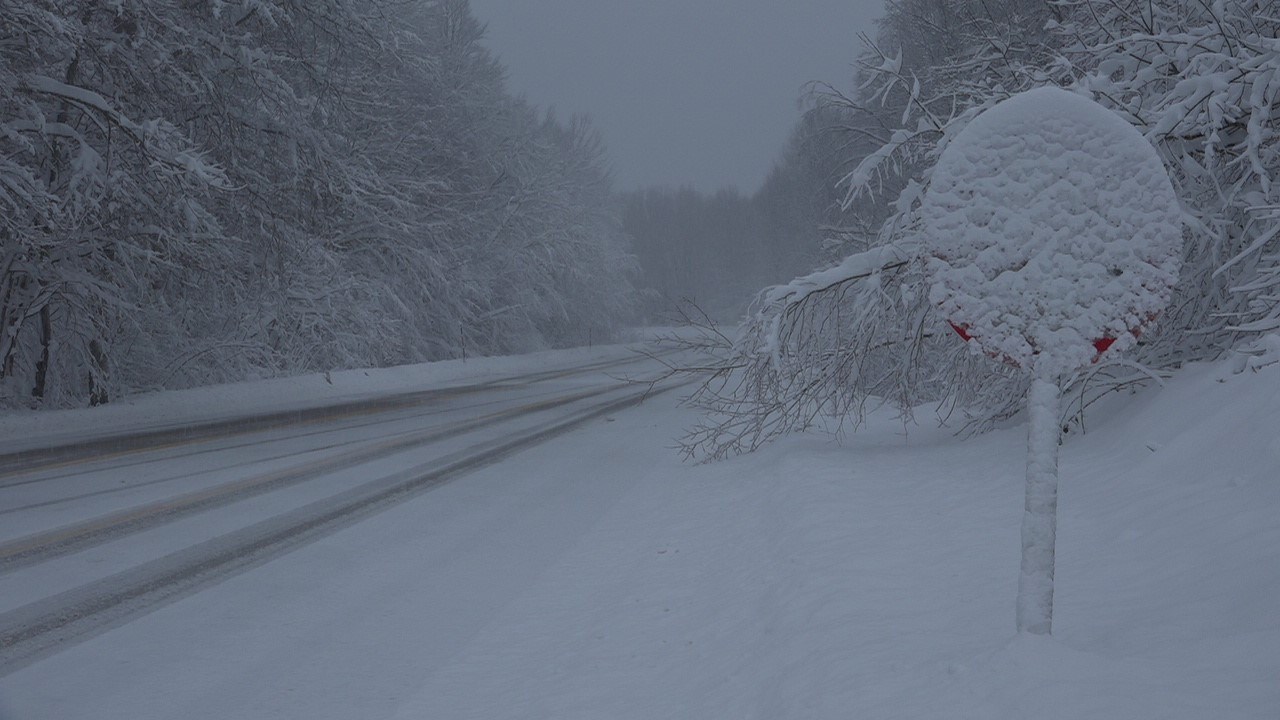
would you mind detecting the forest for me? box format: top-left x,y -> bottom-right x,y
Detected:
3,0 -> 1278,430
1,0 -> 636,408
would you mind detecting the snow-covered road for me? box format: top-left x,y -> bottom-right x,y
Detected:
0,344 -> 1276,719
0,345 -> 688,679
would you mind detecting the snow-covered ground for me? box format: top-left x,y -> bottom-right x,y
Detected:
1,346 -> 1276,719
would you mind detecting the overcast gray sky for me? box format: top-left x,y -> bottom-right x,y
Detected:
468,0 -> 883,194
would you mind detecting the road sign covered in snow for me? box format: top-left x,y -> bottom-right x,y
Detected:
921,86 -> 1183,377
919,86 -> 1183,636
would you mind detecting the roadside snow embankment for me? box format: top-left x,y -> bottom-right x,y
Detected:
0,330 -> 681,454
395,357 -> 1278,719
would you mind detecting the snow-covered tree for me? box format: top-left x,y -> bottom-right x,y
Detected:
1060,0 -> 1280,354
682,0 -> 1280,460
2,0 -> 638,408
0,1 -> 231,406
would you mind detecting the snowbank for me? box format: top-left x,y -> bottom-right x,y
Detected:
0,333 -> 673,454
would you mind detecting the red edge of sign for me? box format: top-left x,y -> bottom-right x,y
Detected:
947,321 -> 1144,365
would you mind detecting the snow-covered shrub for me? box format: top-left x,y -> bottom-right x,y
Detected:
1063,0 -> 1280,356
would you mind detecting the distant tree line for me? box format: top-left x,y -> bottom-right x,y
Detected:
1,0 -> 636,408
621,103 -> 872,323
682,0 -> 1280,458
621,187 -> 783,323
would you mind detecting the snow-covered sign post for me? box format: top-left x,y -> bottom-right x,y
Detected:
921,87 -> 1182,635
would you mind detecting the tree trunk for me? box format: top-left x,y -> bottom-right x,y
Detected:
31,304 -> 51,401
0,276 -> 19,380
88,338 -> 109,407
1016,374 -> 1060,635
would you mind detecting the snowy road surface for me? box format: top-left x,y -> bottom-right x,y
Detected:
0,345 -> 688,679
0,345 -> 1277,719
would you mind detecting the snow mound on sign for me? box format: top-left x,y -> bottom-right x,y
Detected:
922,86 -> 1182,376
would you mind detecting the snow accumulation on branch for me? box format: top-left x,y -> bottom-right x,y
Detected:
747,241 -> 921,370
762,243 -> 914,308
675,238 -> 940,462
22,75 -> 142,134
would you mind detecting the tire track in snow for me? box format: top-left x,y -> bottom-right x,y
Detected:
0,374 -> 662,571
0,379 -> 608,517
0,375 -> 694,676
